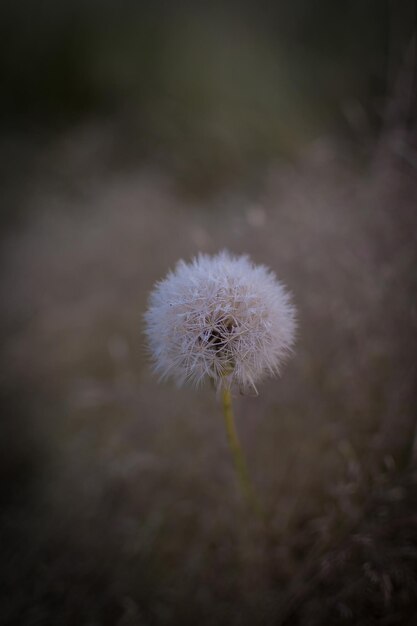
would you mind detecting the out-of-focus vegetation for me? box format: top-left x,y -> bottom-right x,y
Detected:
0,2 -> 416,625
0,0 -> 414,190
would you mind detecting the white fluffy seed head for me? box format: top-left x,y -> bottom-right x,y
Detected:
144,251 -> 296,392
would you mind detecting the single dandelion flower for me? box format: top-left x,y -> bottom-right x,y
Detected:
144,251 -> 296,514
145,251 -> 296,392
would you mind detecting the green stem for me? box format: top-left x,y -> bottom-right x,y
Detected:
221,387 -> 263,517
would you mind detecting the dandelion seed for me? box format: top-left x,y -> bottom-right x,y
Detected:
144,251 -> 296,393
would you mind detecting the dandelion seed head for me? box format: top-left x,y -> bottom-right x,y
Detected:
144,251 -> 296,391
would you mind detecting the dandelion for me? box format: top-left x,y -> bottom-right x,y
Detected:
144,251 -> 296,513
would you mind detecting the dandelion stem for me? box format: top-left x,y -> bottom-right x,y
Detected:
221,387 -> 263,517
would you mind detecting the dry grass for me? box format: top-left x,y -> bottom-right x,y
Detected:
0,125 -> 416,625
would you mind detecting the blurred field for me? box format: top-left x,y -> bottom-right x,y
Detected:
1,2 -> 417,625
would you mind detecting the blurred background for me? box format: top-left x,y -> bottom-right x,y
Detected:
0,1 -> 416,625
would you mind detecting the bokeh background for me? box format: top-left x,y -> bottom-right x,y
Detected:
1,2 -> 417,625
